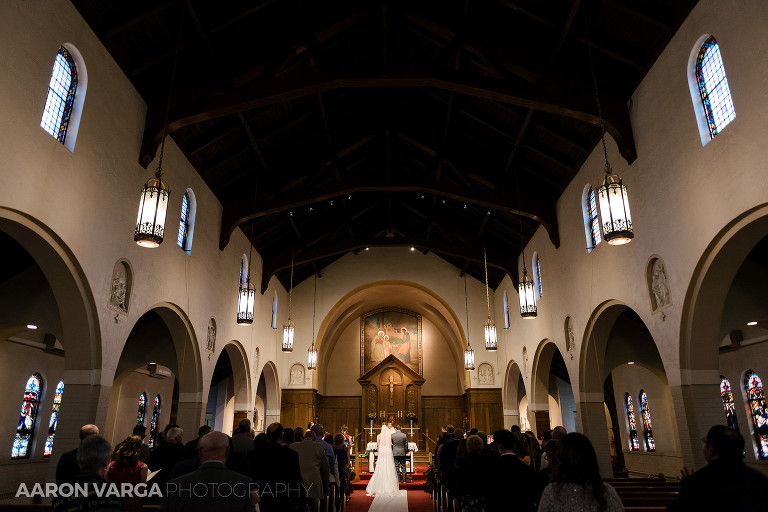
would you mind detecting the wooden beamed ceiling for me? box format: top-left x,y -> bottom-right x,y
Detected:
73,0 -> 697,292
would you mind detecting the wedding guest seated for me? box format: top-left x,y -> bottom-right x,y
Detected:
667,425 -> 768,511
488,430 -> 536,512
56,424 -> 99,485
52,435 -> 123,512
455,435 -> 491,512
106,435 -> 148,512
247,422 -> 304,512
537,433 -> 623,512
161,431 -> 258,512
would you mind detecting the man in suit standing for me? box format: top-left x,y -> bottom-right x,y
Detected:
161,431 -> 258,512
290,430 -> 330,512
391,424 -> 408,483
247,422 -> 305,511
487,430 -> 536,512
55,424 -> 99,485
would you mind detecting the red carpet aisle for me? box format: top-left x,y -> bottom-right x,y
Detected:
352,466 -> 428,491
347,467 -> 432,512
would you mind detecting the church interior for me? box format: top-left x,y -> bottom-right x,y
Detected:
1,0 -> 768,503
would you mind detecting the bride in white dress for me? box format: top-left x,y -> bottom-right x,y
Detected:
366,424 -> 400,497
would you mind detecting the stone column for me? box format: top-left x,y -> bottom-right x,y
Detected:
670,383 -> 722,471
175,393 -> 204,440
578,399 -> 613,478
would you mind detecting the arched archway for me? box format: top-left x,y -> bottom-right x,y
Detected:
257,361 -> 280,428
681,203 -> 768,468
580,301 -> 679,477
530,339 -> 576,437
503,361 -> 524,429
105,303 -> 202,444
206,341 -> 251,436
0,209 -> 102,485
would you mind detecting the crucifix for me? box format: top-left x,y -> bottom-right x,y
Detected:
387,374 -> 402,407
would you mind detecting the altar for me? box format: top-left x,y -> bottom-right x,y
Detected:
365,441 -> 418,473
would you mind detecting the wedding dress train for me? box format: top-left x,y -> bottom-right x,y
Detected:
366,426 -> 401,497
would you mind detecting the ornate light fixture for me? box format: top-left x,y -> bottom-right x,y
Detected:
588,22 -> 633,245
518,268 -> 537,319
307,274 -> 318,370
463,275 -> 475,371
134,15 -> 183,248
236,272 -> 255,325
282,250 -> 295,351
483,246 -> 497,350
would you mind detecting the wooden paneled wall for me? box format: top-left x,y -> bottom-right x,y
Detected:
421,396 -> 465,452
317,395 -> 362,449
280,389 -> 317,431
465,389 -> 504,435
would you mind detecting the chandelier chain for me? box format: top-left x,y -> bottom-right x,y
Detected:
157,11 -> 185,177
311,274 -> 317,344
584,15 -> 611,172
464,274 -> 470,347
483,245 -> 491,318
287,243 -> 294,318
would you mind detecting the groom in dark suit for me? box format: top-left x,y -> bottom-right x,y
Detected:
391,425 -> 408,483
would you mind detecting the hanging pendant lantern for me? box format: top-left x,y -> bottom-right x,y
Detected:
134,172 -> 170,248
307,274 -> 318,370
237,279 -> 255,325
307,343 -> 318,370
464,344 -> 475,371
282,319 -> 295,352
597,165 -> 633,245
282,250 -> 296,352
483,247 -> 498,350
519,268 -> 537,319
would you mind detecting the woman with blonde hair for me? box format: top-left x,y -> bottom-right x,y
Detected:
106,435 -> 148,512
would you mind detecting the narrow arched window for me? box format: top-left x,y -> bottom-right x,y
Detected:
271,291 -> 278,329
533,253 -> 543,298
12,374 -> 43,459
744,370 -> 768,459
41,47 -> 78,143
696,36 -> 735,139
240,255 -> 249,287
502,291 -> 510,329
582,186 -> 602,252
176,189 -> 196,254
149,395 -> 161,448
720,376 -> 739,432
43,380 -> 64,457
625,393 -> 639,451
136,392 -> 147,426
639,390 -> 655,452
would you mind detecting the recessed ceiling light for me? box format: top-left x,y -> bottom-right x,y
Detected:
365,247 -> 369,251
410,246 -> 415,251
747,321 -> 758,326
627,361 -> 635,365
26,324 -> 38,330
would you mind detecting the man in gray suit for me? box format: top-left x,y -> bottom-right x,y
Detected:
391,424 -> 409,483
289,430 -> 330,510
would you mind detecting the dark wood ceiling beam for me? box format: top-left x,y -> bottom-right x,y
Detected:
259,236 -> 518,293
140,67 -> 636,169
101,1 -> 179,40
219,177 -> 559,250
596,0 -> 674,33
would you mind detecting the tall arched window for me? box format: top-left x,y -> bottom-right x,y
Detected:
40,46 -> 78,144
12,374 -> 43,459
744,370 -> 768,459
720,376 -> 739,431
695,36 -> 735,140
177,189 -> 196,254
533,253 -> 543,298
625,393 -> 640,451
149,395 -> 161,448
582,186 -> 602,253
240,255 -> 249,287
136,392 -> 147,426
43,380 -> 64,457
271,291 -> 278,329
639,390 -> 655,452
502,291 -> 510,329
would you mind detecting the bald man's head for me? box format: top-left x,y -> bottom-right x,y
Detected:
198,431 -> 229,462
80,424 -> 100,441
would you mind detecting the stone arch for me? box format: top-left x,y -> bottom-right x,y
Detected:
257,361 -> 280,427
0,208 -> 102,464
530,339 -> 575,437
503,361 -> 524,428
680,202 -> 768,467
221,340 -> 252,417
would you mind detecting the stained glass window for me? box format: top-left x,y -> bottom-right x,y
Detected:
240,255 -> 248,287
744,370 -> 768,459
587,188 -> 602,251
503,291 -> 510,329
177,191 -> 190,251
639,391 -> 655,452
148,395 -> 161,448
12,374 -> 43,459
43,380 -> 64,457
535,255 -> 543,297
625,393 -> 639,451
136,392 -> 147,426
696,36 -> 735,138
40,46 -> 77,143
720,376 -> 739,432
271,291 -> 278,329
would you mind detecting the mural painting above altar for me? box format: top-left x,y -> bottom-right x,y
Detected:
361,308 -> 422,376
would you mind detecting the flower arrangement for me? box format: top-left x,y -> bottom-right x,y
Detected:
367,412 -> 377,421
405,412 -> 417,422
